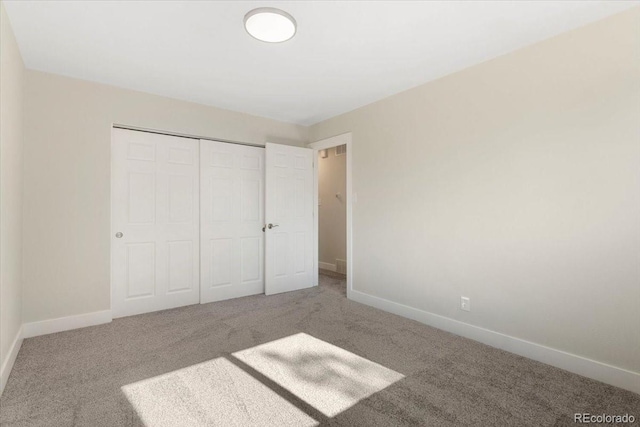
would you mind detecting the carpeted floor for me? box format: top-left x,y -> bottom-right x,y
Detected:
1,274 -> 638,426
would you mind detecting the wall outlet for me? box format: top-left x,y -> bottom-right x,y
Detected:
461,296 -> 471,312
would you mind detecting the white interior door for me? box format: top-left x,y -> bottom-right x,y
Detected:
265,143 -> 314,295
112,129 -> 200,318
200,140 -> 265,303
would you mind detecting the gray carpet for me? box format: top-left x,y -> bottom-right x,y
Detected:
1,273 -> 638,426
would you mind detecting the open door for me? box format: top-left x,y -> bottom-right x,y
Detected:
265,143 -> 315,295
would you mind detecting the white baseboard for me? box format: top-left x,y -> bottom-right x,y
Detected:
318,262 -> 337,272
23,310 -> 112,339
1,326 -> 23,395
350,290 -> 640,395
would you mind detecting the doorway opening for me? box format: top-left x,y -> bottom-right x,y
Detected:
309,133 -> 353,299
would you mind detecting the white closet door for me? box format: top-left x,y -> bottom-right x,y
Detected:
112,129 -> 200,318
264,143 -> 314,295
200,140 -> 265,303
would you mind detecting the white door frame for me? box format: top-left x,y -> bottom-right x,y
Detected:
307,132 -> 353,299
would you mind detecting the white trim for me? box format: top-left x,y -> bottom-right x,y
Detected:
23,310 -> 112,339
308,132 -> 353,299
351,289 -> 640,395
113,124 -> 265,148
0,326 -> 23,395
318,262 -> 337,272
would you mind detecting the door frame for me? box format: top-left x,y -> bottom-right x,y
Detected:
307,132 -> 353,299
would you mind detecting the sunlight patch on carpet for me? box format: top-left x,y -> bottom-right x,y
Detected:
233,333 -> 405,417
122,357 -> 318,427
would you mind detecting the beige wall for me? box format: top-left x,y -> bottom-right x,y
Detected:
0,2 -> 24,382
309,8 -> 640,373
318,148 -> 346,269
23,71 -> 308,323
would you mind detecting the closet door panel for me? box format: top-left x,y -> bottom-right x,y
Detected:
112,129 -> 199,318
201,141 -> 264,303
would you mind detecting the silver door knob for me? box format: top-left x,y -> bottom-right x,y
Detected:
267,223 -> 279,229
115,232 -> 123,238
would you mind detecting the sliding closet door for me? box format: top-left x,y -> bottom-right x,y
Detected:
112,129 -> 200,318
200,140 -> 265,303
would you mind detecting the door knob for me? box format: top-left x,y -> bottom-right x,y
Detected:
267,223 -> 279,229
115,232 -> 123,238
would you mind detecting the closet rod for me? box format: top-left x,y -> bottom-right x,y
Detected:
112,124 -> 266,149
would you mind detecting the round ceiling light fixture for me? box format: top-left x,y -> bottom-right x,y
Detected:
244,8 -> 296,43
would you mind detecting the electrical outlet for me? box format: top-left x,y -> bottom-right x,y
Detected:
461,296 -> 471,312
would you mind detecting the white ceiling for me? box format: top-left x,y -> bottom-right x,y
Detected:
4,1 -> 637,125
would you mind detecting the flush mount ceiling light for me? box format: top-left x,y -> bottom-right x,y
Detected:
244,8 -> 296,43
